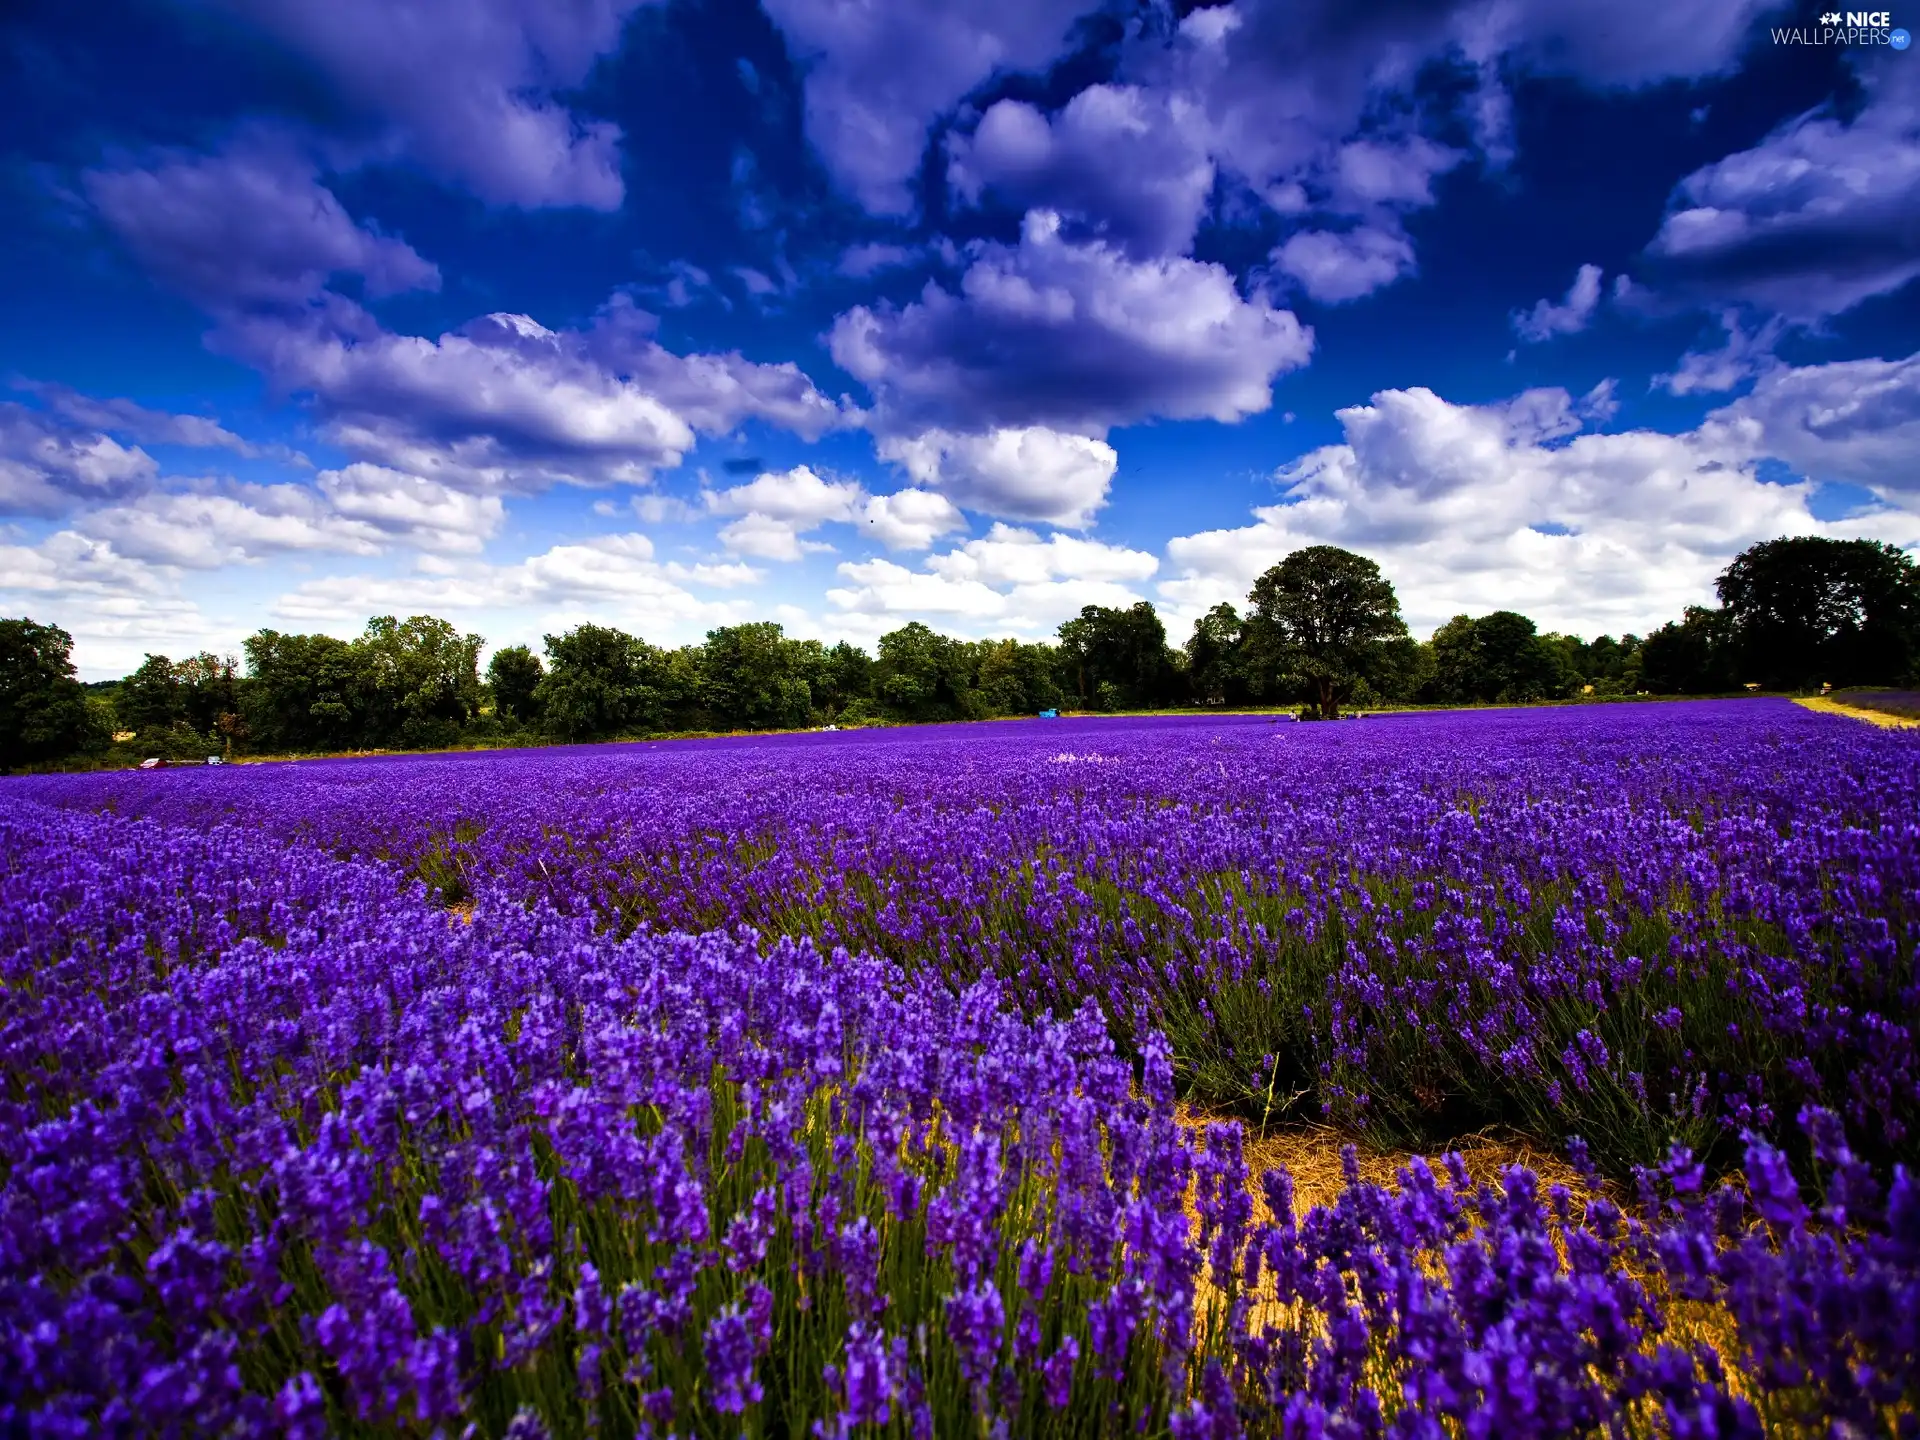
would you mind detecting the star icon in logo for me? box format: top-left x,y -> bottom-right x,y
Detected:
1818,10 -> 1841,21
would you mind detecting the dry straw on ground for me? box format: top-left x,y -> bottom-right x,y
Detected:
1794,695 -> 1920,729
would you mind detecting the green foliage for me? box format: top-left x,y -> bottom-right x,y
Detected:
1056,602 -> 1180,710
1425,611 -> 1577,703
697,622 -> 816,731
535,624 -> 689,742
487,645 -> 545,725
874,622 -> 977,722
1244,546 -> 1410,718
1183,603 -> 1249,707
1717,535 -> 1920,690
0,617 -> 106,772
358,615 -> 486,749
1640,606 -> 1735,695
971,638 -> 1063,716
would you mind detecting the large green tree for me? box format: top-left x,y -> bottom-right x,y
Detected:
1638,606 -> 1734,695
1056,602 -> 1179,711
0,618 -> 105,772
1184,603 -> 1249,707
1716,536 -> 1919,690
535,625 -> 689,741
487,645 -> 545,725
357,615 -> 485,749
698,623 -> 815,731
1427,611 -> 1576,704
119,653 -> 184,733
240,630 -> 369,752
1244,547 -> 1409,718
874,622 -> 977,722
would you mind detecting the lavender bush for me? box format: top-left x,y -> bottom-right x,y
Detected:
3,699 -> 1915,1434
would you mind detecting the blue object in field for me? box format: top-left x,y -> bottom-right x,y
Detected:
1038,709 -> 1059,718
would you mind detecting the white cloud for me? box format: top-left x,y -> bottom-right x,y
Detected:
316,463 -> 505,551
1656,311 -> 1786,395
207,0 -> 656,210
707,464 -> 865,560
1161,378 -> 1920,639
860,489 -> 967,550
84,137 -> 440,310
758,0 -> 1098,215
0,530 -> 222,679
0,404 -> 157,517
877,426 -> 1117,527
272,531 -> 759,636
1643,58 -> 1920,319
223,294 -> 847,492
831,210 -> 1312,434
1512,263 -> 1604,342
925,523 -> 1157,587
1271,226 -> 1417,305
947,86 -> 1216,257
826,523 -> 1157,634
76,484 -> 383,569
1705,349 -> 1920,503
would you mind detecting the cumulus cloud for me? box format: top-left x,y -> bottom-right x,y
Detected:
877,426 -> 1117,527
206,0 -> 655,209
1656,311 -> 1786,395
830,210 -> 1312,434
860,489 -> 966,549
759,0 -> 1098,214
223,294 -> 846,491
0,403 -> 157,517
0,530 -> 219,677
1643,59 -> 1920,319
948,86 -> 1216,257
1160,378 -> 1920,639
1704,349 -> 1920,502
270,532 -> 758,638
316,464 -> 506,551
75,484 -> 383,569
1512,263 -> 1604,342
84,137 -> 440,311
11,380 -> 268,457
827,523 -> 1159,633
70,464 -> 504,569
706,464 -> 864,560
1271,226 -> 1417,305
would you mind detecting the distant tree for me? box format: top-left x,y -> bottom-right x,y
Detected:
1244,547 -> 1409,719
1638,606 -> 1734,695
1056,602 -> 1178,710
0,618 -> 106,771
812,641 -> 875,719
874,622 -> 976,722
972,639 -> 1064,715
535,624 -> 676,742
241,629 -> 369,752
1184,603 -> 1248,707
1426,611 -> 1575,704
120,653 -> 183,733
699,623 -> 814,731
487,645 -> 544,725
173,652 -> 242,736
357,615 -> 485,748
1716,536 -> 1920,690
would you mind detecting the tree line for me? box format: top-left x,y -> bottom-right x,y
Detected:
3,535 -> 1915,771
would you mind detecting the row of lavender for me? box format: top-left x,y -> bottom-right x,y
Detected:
2,788 -> 1915,1435
26,701 -> 1918,1177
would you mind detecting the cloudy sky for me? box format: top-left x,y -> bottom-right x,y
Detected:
3,0 -> 1917,677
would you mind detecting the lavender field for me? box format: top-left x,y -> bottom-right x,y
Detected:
4,700 -> 1917,1437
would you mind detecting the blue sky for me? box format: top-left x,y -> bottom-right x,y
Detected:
2,0 -> 1917,678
